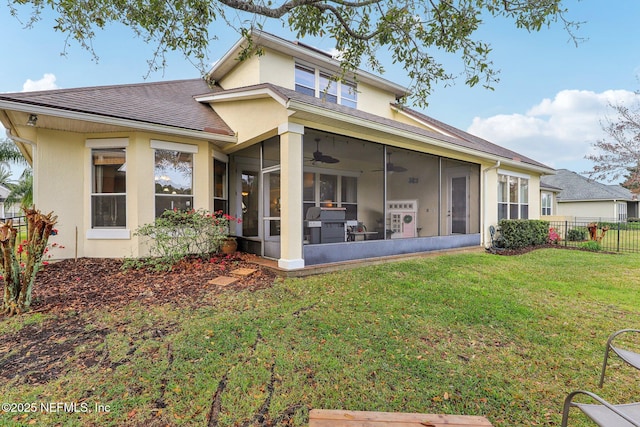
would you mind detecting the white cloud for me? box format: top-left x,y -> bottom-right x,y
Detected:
467,89 -> 639,178
22,73 -> 59,92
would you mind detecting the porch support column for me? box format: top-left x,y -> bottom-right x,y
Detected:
277,123 -> 305,270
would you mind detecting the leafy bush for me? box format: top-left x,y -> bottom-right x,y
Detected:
567,227 -> 588,241
579,240 -> 602,251
498,219 -> 549,249
125,209 -> 240,271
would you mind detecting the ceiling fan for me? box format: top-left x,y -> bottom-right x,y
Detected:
373,152 -> 407,173
307,138 -> 339,164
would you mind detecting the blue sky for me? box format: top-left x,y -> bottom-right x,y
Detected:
2,1 -> 639,182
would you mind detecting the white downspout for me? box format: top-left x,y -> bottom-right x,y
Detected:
482,161 -> 501,247
6,128 -> 36,147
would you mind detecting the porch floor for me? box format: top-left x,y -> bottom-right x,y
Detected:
250,245 -> 485,278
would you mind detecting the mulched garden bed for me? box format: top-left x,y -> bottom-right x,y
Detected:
29,252 -> 278,314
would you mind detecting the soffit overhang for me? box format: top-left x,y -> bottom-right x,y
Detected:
0,100 -> 238,144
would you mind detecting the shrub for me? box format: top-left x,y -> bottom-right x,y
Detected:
579,240 -> 602,252
125,209 -> 240,271
567,227 -> 588,241
498,219 -> 549,249
548,227 -> 560,244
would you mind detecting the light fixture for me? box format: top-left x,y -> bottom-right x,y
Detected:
26,113 -> 38,127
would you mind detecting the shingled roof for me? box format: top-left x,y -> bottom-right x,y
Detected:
541,169 -> 635,201
1,75 -> 553,171
0,79 -> 234,136
208,82 -> 551,170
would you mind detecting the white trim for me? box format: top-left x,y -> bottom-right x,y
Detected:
86,229 -> 131,239
212,149 -> 229,162
86,138 -> 129,148
390,106 -> 456,138
278,257 -> 305,270
498,169 -> 530,180
278,122 -> 305,135
195,87 -> 289,107
150,140 -> 199,153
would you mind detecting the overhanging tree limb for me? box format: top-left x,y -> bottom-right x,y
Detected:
8,0 -> 579,107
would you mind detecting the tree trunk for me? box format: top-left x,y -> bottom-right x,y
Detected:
1,207 -> 57,316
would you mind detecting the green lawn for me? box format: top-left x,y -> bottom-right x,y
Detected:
2,248 -> 640,426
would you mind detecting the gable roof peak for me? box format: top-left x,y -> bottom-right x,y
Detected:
207,29 -> 410,98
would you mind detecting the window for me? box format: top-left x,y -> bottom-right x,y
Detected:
155,149 -> 193,217
295,63 -> 357,107
319,72 -> 338,103
498,173 -> 529,220
541,192 -> 553,216
303,171 -> 358,220
91,148 -> 126,228
618,202 -> 628,221
341,81 -> 357,108
213,158 -> 227,212
294,64 -> 315,96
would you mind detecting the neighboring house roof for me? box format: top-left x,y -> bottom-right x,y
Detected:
540,182 -> 563,192
0,79 -> 234,136
540,169 -> 636,202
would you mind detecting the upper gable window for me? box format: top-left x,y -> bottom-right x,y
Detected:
295,64 -> 315,96
295,63 -> 357,108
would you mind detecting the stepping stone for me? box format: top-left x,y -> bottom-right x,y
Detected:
230,268 -> 256,277
208,276 -> 238,286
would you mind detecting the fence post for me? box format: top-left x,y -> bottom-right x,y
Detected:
564,221 -> 568,247
617,221 -> 621,253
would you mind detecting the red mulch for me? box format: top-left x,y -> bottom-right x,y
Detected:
29,252 -> 278,314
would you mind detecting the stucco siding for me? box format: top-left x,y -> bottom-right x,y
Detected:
557,200 -> 616,219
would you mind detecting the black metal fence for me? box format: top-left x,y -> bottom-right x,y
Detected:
548,218 -> 640,254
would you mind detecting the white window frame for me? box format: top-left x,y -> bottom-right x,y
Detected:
294,61 -> 357,108
618,202 -> 628,221
541,191 -> 553,216
498,170 -> 530,220
152,140 -> 197,217
86,138 -> 131,240
213,150 -> 229,212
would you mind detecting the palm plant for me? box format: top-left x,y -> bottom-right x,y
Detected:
0,138 -> 31,210
5,168 -> 33,208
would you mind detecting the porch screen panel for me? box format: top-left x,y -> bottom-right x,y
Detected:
91,148 -> 126,228
341,176 -> 358,220
154,149 -> 193,217
241,171 -> 259,236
